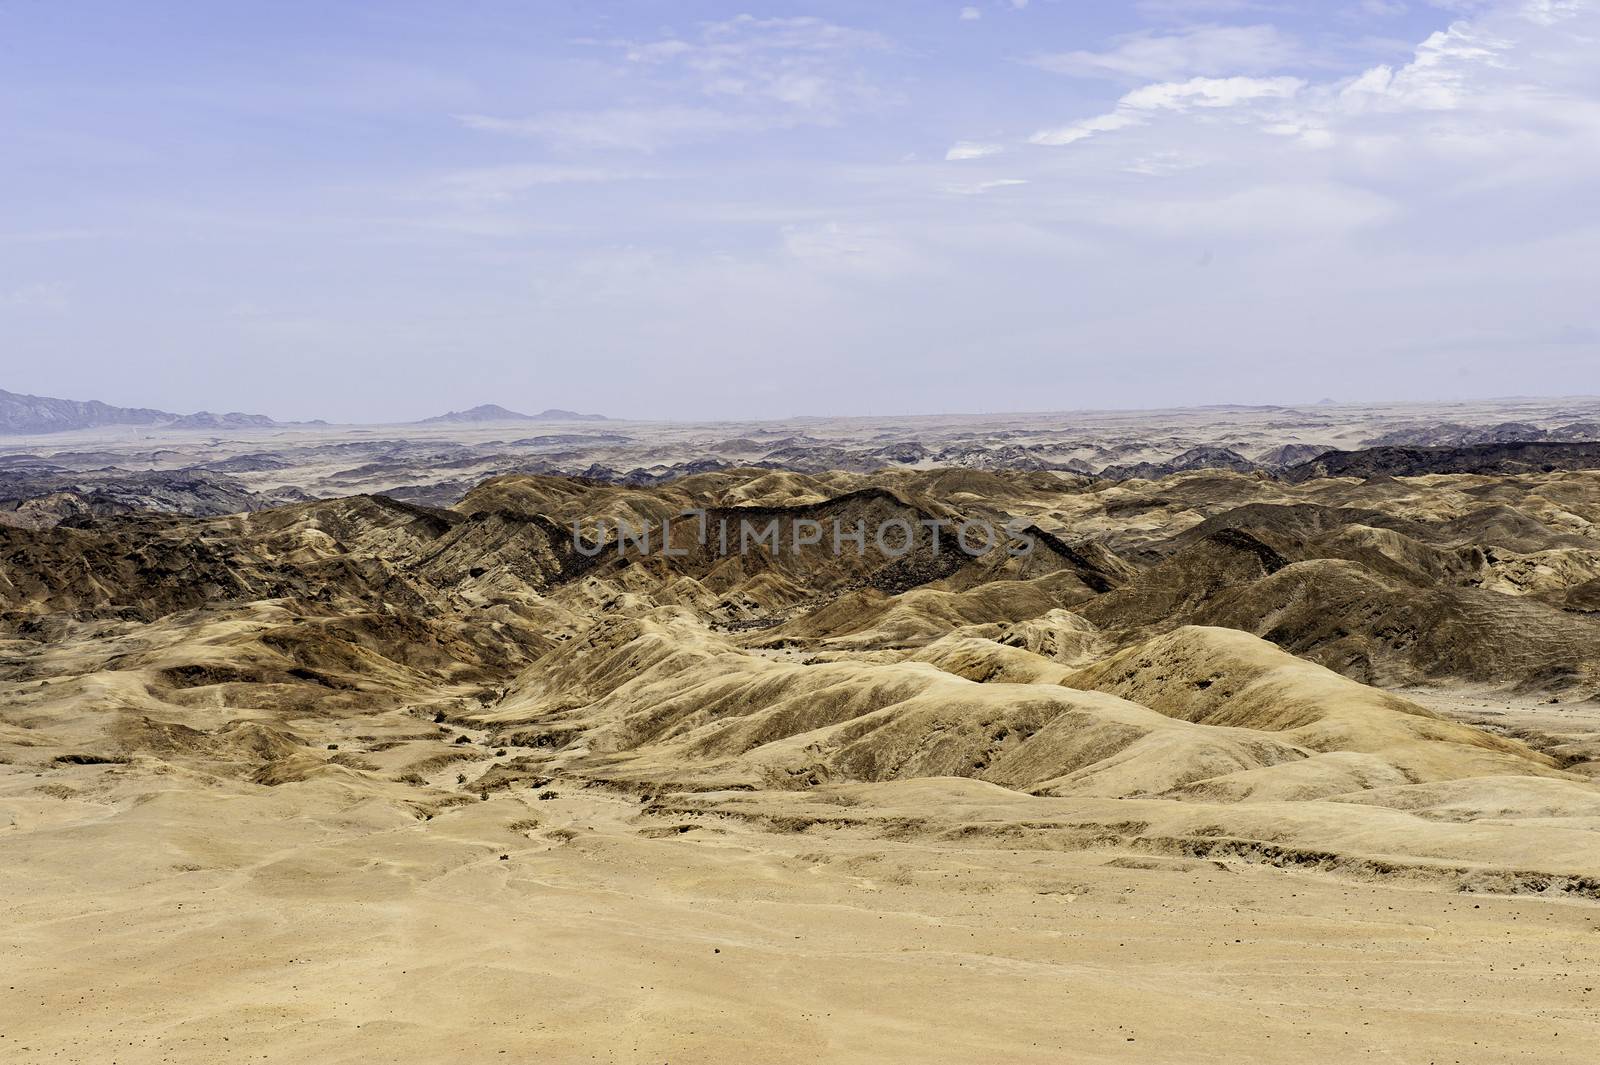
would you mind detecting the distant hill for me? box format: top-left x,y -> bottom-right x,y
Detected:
169,411 -> 280,430
1099,445 -> 1259,481
416,404 -> 609,424
1254,443 -> 1334,468
1284,441 -> 1600,482
0,388 -> 281,435
1360,420 -> 1600,448
0,388 -> 611,434
532,407 -> 609,422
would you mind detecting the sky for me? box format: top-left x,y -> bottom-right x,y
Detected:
2,0 -> 1597,422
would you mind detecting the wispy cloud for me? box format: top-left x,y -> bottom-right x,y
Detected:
467,15 -> 896,151
458,107 -> 765,152
621,15 -> 891,111
946,141 -> 1005,160
944,177 -> 1030,194
1028,110 -> 1147,147
1029,75 -> 1304,144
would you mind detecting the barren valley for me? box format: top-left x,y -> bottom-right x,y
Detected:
4,398 -> 1600,1062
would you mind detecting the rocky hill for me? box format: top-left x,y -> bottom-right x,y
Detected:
417,404 -> 609,424
0,387 -> 280,435
1285,441 -> 1600,482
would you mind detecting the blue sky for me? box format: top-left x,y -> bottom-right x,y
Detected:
2,0 -> 1597,421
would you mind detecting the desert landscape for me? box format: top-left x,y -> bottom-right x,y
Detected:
4,395 -> 1600,1062
7,0 -> 1600,1058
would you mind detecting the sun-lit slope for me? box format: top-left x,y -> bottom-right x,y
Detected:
506,627 -> 1316,798
470,608 -> 1294,797
753,571 -> 1093,648
1063,626 -> 1564,799
944,607 -> 1105,665
907,632 -> 1083,685
465,605 -> 1570,816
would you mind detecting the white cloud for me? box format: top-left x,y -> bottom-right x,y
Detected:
960,6 -> 982,20
1028,24 -> 1304,81
1029,110 -> 1147,146
996,0 -> 1600,257
946,140 -> 1004,160
1030,75 -> 1303,145
1123,75 -> 1305,109
1338,22 -> 1509,110
944,177 -> 1029,194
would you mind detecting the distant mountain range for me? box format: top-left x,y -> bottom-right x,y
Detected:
0,388 -> 607,435
0,388 -> 297,435
415,404 -> 610,424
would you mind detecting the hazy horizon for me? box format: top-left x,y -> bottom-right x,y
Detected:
4,0 -> 1597,422
9,381 -> 1600,430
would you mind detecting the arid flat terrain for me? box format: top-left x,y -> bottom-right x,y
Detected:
4,401 -> 1600,1062
5,394 -> 1600,521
